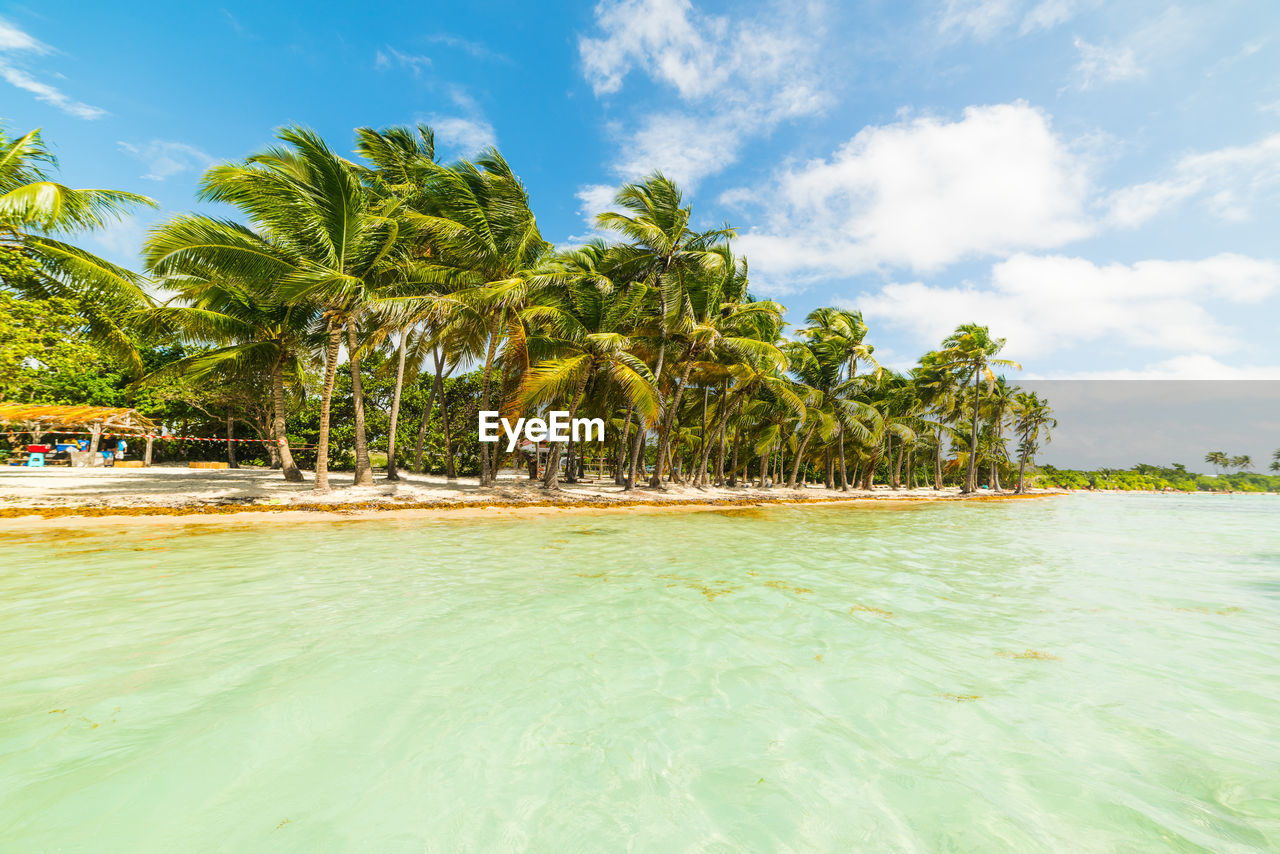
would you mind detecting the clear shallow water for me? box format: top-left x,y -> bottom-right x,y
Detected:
1,495 -> 1278,853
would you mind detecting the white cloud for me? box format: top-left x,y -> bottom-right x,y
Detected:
576,184 -> 618,221
579,0 -> 831,188
938,0 -> 1090,39
0,18 -> 46,52
1107,133 -> 1280,227
1066,8 -> 1195,91
1019,0 -> 1090,34
118,140 -> 214,181
430,116 -> 496,155
1043,354 -> 1280,380
1070,38 -> 1144,90
734,102 -> 1094,286
937,0 -> 1020,40
0,17 -> 106,119
375,47 -> 432,76
857,253 -> 1280,359
560,183 -> 620,247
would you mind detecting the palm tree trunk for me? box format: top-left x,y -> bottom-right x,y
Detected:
862,446 -> 879,489
838,426 -> 849,491
696,386 -> 710,487
615,410 -> 632,485
477,312 -> 503,486
270,354 -> 303,482
760,445 -> 770,488
729,421 -> 741,487
625,418 -> 645,490
934,428 -> 943,490
1016,451 -> 1028,494
714,411 -> 728,486
441,386 -> 455,479
650,356 -> 695,487
226,412 -> 238,469
347,319 -> 375,487
414,351 -> 443,473
787,422 -> 817,488
385,332 -> 408,482
695,394 -> 726,488
546,375 -> 590,490
313,320 -> 342,493
964,366 -> 981,494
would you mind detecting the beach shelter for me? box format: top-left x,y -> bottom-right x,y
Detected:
0,403 -> 159,464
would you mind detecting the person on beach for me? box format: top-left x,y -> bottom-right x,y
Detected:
115,437 -> 128,463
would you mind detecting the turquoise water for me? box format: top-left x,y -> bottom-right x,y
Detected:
1,494 -> 1278,852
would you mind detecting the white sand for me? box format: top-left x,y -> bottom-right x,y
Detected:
0,463 -> 1017,511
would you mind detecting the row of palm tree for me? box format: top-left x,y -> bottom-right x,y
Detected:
1204,451 -> 1257,475
2,122 -> 1057,494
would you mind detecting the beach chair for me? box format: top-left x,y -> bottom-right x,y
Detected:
26,452 -> 45,467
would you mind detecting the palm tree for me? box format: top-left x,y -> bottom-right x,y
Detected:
172,126 -> 407,491
595,174 -> 735,488
403,149 -> 550,486
1271,449 -> 1279,473
799,307 -> 878,490
1013,391 -> 1055,493
516,246 -> 660,489
142,218 -> 321,482
1,126 -> 156,368
1230,454 -> 1253,472
914,350 -> 963,490
984,376 -> 1018,492
936,324 -> 1021,493
1205,451 -> 1228,476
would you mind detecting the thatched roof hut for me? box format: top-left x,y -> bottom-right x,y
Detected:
0,403 -> 156,446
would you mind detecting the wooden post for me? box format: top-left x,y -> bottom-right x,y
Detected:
144,435 -> 154,467
89,423 -> 102,453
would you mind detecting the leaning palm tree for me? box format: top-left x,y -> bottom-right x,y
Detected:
516,252 -> 660,489
403,149 -> 550,486
0,126 -> 156,367
165,126 -> 406,491
1230,454 -> 1253,472
1012,391 -> 1055,493
142,220 -> 321,482
936,324 -> 1021,494
1204,451 -> 1228,476
595,174 -> 736,488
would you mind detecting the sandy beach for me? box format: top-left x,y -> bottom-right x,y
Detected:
0,464 -> 1059,528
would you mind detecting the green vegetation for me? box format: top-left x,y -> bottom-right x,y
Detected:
1037,463 -> 1280,493
5,121 -> 1079,491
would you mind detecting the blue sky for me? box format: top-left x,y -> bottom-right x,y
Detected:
3,0 -> 1279,379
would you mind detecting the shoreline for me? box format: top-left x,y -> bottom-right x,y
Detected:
0,489 -> 1058,530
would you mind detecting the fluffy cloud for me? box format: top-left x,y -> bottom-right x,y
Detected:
735,102 -> 1094,286
0,18 -> 106,119
937,0 -> 1092,39
426,87 -> 497,156
1066,7 -> 1194,91
1107,132 -> 1280,227
118,140 -> 214,181
1070,38 -> 1144,89
579,0 -> 830,188
431,116 -> 496,155
857,253 -> 1280,359
1044,354 -> 1280,380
